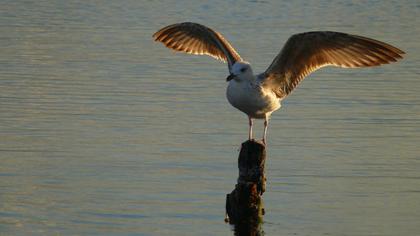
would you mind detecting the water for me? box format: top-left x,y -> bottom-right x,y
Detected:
1,1 -> 419,235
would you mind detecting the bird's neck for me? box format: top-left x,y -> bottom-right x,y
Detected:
239,73 -> 256,83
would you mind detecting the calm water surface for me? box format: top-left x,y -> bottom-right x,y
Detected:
1,1 -> 419,235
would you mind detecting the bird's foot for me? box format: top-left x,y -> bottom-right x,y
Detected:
262,138 -> 266,145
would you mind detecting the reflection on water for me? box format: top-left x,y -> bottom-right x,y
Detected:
1,1 -> 419,235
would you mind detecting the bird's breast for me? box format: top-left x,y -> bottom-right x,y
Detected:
226,80 -> 281,119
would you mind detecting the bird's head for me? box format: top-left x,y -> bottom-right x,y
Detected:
226,61 -> 253,82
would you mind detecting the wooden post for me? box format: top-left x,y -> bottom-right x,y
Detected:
225,140 -> 266,235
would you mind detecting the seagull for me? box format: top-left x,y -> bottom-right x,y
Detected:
153,22 -> 404,144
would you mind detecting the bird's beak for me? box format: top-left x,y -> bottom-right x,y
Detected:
226,73 -> 235,81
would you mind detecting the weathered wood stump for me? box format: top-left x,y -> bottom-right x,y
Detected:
225,140 -> 266,235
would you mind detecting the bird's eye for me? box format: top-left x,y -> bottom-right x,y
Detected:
240,68 -> 247,72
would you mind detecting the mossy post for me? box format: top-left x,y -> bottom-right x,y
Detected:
225,140 -> 266,235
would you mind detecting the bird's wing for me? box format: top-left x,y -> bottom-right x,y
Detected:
153,22 -> 243,70
262,31 -> 404,98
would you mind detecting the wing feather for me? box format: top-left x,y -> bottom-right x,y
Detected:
153,22 -> 242,70
263,31 -> 404,98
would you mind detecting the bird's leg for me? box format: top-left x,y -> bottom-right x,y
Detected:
262,116 -> 269,145
248,116 -> 253,140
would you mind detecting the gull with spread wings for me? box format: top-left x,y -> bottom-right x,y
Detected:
153,22 -> 404,144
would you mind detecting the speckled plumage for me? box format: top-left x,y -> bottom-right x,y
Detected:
153,22 -> 404,143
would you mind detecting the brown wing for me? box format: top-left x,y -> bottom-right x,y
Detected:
263,31 -> 405,98
153,22 -> 242,70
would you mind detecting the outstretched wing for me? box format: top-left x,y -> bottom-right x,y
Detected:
153,22 -> 243,70
263,31 -> 405,98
